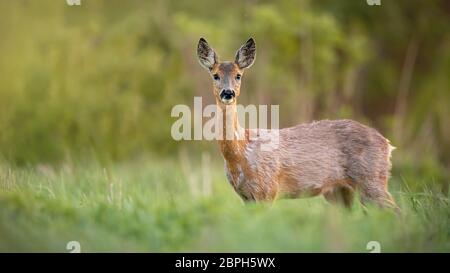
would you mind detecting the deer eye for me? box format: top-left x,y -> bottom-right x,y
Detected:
236,74 -> 241,80
213,74 -> 220,81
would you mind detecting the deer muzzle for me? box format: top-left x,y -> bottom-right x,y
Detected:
220,89 -> 235,104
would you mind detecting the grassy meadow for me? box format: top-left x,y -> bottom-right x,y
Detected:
0,1 -> 449,252
0,157 -> 448,252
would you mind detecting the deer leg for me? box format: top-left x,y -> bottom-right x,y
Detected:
359,181 -> 401,214
340,186 -> 354,208
323,186 -> 354,209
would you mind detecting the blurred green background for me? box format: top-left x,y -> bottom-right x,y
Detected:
0,0 -> 449,252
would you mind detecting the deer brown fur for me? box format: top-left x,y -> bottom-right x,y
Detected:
197,37 -> 399,211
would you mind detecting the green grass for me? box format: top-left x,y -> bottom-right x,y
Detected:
0,157 -> 448,252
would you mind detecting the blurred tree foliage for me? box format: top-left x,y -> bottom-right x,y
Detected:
0,0 -> 448,174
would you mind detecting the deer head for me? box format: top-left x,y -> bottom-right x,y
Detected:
197,38 -> 256,107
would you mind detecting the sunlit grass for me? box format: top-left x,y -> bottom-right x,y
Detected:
0,158 -> 448,252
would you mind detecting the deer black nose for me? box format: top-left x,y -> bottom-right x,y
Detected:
220,89 -> 235,100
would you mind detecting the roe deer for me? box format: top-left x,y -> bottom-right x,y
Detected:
197,37 -> 399,211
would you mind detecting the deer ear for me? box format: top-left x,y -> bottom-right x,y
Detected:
235,38 -> 256,69
197,38 -> 218,70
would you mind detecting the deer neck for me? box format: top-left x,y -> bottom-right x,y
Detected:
217,102 -> 248,163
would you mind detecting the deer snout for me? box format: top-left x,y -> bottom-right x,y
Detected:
220,89 -> 235,104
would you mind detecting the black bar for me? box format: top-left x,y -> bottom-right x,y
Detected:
1,253 -> 447,272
